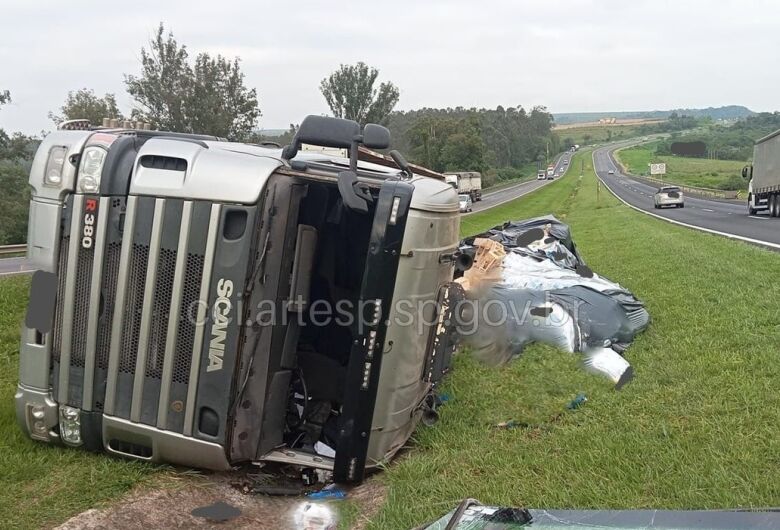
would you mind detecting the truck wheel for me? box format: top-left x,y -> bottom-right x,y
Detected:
748,194 -> 757,216
771,195 -> 778,218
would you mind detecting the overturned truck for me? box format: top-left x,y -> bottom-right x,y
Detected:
16,116 -> 463,482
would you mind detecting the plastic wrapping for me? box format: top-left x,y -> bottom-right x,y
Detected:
457,216 -> 649,386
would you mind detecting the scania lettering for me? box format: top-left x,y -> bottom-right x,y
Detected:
207,279 -> 233,372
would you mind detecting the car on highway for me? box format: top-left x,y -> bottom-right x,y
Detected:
654,186 -> 685,209
549,173 -> 557,180
537,171 -> 546,180
459,193 -> 473,212
608,169 -> 615,175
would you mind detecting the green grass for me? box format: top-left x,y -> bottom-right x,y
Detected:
616,143 -> 746,190
0,275 -> 164,529
367,149 -> 780,528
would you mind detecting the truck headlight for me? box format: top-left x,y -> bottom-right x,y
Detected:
26,403 -> 50,441
44,146 -> 68,187
59,405 -> 82,446
77,146 -> 107,193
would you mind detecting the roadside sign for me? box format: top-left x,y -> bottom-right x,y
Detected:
650,163 -> 666,175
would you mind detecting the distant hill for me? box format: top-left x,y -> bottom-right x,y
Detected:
553,106 -> 755,125
255,128 -> 288,137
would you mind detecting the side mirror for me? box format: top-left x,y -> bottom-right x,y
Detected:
362,124 -> 391,149
741,166 -> 751,180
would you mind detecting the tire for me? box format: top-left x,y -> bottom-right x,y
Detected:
748,194 -> 757,216
771,195 -> 777,218
679,204 -> 684,208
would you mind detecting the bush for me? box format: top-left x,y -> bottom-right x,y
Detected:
719,174 -> 747,191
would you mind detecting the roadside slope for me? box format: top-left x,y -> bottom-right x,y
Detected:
369,150 -> 780,528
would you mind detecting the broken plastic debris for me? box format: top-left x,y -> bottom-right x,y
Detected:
566,393 -> 588,410
314,441 -> 336,459
306,483 -> 347,500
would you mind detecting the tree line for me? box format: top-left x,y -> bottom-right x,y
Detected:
1,23 -> 559,244
385,106 -> 557,181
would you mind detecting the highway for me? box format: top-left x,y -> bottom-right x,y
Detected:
468,151 -> 570,214
593,144 -> 780,250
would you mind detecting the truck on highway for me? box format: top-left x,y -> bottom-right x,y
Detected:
15,115 -> 465,483
547,164 -> 555,177
744,129 -> 780,216
444,171 -> 482,201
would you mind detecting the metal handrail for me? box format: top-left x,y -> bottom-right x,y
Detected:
0,244 -> 26,256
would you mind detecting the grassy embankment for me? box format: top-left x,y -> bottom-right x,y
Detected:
366,149 -> 780,528
616,141 -> 746,191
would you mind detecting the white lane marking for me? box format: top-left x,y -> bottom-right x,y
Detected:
749,215 -> 769,220
593,149 -> 780,251
701,208 -> 715,212
464,180 -> 550,216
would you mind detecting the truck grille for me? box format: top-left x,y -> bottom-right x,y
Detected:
50,195 -> 222,435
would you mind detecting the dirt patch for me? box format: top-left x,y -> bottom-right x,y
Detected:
55,470 -> 387,530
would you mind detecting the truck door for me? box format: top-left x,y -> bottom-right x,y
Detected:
332,178 -> 414,483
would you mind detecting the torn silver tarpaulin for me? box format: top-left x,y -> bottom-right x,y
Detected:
456,216 -> 649,387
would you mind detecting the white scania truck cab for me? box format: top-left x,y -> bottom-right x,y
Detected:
16,115 -> 465,483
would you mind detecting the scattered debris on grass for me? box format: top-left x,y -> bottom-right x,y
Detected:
566,392 -> 588,410
456,215 -> 649,388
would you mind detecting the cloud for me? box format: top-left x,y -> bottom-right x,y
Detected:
1,0 -> 778,135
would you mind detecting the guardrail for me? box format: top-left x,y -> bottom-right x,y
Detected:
611,148 -> 740,200
0,244 -> 26,257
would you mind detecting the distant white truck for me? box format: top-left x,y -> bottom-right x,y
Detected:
744,129 -> 780,216
445,171 -> 482,201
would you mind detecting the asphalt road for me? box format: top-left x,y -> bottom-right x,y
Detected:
467,152 -> 570,214
0,256 -> 36,277
593,144 -> 780,250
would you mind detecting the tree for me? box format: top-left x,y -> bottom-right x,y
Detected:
0,90 -> 9,107
320,62 -> 399,125
0,162 -> 31,244
125,24 -> 261,140
49,88 -> 123,125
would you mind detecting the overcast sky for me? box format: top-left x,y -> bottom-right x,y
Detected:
1,0 -> 778,134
